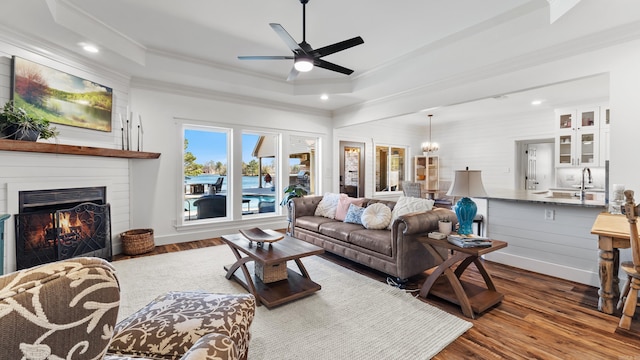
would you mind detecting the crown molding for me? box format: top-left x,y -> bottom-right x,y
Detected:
130,77 -> 331,118
45,0 -> 146,65
0,24 -> 131,86
335,19 -> 640,120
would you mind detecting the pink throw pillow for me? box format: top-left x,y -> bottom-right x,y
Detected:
335,197 -> 365,221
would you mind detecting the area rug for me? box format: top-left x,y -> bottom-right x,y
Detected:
112,245 -> 472,359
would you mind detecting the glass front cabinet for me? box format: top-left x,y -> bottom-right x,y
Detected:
413,155 -> 439,191
555,107 -> 602,167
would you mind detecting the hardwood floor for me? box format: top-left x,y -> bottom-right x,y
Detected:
114,238 -> 640,359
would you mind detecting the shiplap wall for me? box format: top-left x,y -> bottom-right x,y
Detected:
431,109 -> 557,189
0,36 -> 133,272
484,200 -> 603,287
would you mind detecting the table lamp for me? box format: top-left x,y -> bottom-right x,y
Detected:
446,169 -> 487,235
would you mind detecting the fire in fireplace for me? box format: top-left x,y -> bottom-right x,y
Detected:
15,187 -> 112,270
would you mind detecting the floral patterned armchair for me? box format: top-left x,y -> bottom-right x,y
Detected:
0,257 -> 256,360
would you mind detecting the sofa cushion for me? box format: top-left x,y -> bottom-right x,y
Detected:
364,199 -> 396,211
361,203 -> 392,230
319,221 -> 365,242
108,291 -> 255,360
335,197 -> 365,221
388,196 -> 435,229
295,215 -> 337,232
315,193 -> 346,219
344,203 -> 366,225
349,229 -> 393,256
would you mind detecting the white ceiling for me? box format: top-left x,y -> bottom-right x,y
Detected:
0,0 -> 638,119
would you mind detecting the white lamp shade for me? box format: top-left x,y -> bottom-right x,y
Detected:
446,170 -> 487,197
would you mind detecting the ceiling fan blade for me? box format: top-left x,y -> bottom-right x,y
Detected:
313,36 -> 364,58
314,59 -> 354,75
287,67 -> 300,82
269,23 -> 304,53
238,56 -> 294,60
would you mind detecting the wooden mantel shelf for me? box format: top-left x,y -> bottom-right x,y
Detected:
0,139 -> 161,159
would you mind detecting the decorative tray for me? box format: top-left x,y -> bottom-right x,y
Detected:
239,228 -> 284,247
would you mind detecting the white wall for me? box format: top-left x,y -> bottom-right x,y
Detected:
333,113 -> 425,199
485,199 -> 603,287
0,35 -> 133,272
129,84 -> 333,245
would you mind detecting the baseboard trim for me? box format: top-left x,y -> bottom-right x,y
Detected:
484,252 -> 602,288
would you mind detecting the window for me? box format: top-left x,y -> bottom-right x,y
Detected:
183,127 -> 230,222
289,135 -> 318,196
375,145 -> 406,193
242,132 -> 278,215
179,125 -> 321,224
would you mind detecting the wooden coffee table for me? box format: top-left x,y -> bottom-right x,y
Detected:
222,232 -> 324,308
418,236 -> 507,319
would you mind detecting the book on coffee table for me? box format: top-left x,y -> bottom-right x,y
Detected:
447,234 -> 492,248
239,228 -> 284,244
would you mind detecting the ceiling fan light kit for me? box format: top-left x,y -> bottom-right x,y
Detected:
294,57 -> 314,72
238,0 -> 364,80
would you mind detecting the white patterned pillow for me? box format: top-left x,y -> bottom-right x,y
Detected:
388,196 -> 435,229
361,203 -> 392,230
314,193 -> 346,219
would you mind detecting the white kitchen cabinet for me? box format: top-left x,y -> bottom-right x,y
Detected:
413,155 -> 439,192
555,107 -> 601,167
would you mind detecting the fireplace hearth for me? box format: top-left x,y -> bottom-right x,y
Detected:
15,187 -> 112,270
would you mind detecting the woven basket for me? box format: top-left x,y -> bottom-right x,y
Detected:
255,261 -> 288,283
121,228 -> 155,255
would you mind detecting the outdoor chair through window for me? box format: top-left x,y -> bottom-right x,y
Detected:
212,177 -> 224,193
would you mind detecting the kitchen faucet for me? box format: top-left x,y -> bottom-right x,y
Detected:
580,167 -> 592,201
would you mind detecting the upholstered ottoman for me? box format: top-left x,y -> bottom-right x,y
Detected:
106,291 -> 256,360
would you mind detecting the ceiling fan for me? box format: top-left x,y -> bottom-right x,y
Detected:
238,0 -> 364,81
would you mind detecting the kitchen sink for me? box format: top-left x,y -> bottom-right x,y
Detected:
545,193 -> 577,199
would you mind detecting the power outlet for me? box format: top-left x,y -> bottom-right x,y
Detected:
544,209 -> 555,220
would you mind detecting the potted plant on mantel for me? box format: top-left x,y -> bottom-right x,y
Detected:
0,101 -> 58,141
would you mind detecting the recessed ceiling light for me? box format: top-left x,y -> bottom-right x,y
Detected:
83,45 -> 99,53
531,100 -> 543,105
320,94 -> 329,101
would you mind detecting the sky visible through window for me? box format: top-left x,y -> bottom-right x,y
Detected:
185,129 -> 257,164
185,129 -> 300,168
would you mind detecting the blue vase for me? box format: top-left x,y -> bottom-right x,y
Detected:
454,197 -> 477,235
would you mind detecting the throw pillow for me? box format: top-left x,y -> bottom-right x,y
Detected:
314,193 -> 347,219
344,203 -> 366,225
335,197 -> 366,221
388,196 -> 435,229
361,202 -> 392,230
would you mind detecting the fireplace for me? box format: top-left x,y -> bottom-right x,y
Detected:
15,187 -> 112,270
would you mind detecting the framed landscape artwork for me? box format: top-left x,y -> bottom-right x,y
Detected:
11,56 -> 113,132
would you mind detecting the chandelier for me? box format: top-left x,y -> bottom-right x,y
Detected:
421,114 -> 439,154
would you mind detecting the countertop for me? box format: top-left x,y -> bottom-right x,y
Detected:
482,188 -> 607,208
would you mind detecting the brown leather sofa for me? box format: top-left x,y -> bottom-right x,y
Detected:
290,196 -> 458,281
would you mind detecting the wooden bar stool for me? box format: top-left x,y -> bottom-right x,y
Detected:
617,190 -> 640,330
